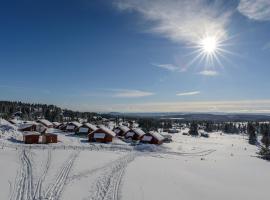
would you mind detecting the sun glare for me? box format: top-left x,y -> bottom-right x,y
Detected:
200,36 -> 217,54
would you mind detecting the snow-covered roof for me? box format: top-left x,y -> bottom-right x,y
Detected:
9,119 -> 23,125
22,131 -> 40,136
116,126 -> 130,133
37,119 -> 53,127
148,131 -> 165,141
97,125 -> 116,137
52,122 -> 61,126
18,122 -> 38,130
132,128 -> 146,137
83,123 -> 98,131
69,121 -> 82,127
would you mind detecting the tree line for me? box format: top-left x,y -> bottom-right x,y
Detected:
0,101 -> 97,122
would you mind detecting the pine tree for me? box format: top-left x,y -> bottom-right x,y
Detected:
189,121 -> 199,136
247,123 -> 257,145
205,122 -> 213,132
259,123 -> 270,160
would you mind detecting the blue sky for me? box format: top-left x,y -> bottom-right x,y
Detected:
1,0 -> 270,113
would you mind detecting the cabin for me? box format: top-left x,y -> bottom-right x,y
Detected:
125,128 -> 146,141
59,122 -> 67,131
18,122 -> 38,132
52,122 -> 61,129
77,123 -> 98,135
36,124 -> 47,133
23,132 -> 40,144
88,126 -> 116,143
41,133 -> 58,144
65,121 -> 82,132
113,126 -> 130,137
141,131 -> 165,145
36,119 -> 53,128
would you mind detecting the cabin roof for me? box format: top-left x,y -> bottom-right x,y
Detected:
83,123 -> 98,131
22,131 -> 40,136
116,125 -> 130,133
68,121 -> 82,127
132,128 -> 146,137
148,131 -> 165,141
94,125 -> 116,137
37,119 -> 53,126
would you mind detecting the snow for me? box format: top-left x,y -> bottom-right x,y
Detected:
69,121 -> 83,128
97,125 -> 116,137
38,119 -> 53,127
22,131 -> 40,136
83,123 -> 98,131
1,119 -> 270,200
132,128 -> 146,137
148,131 -> 164,141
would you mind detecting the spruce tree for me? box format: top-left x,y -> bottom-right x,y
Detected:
247,123 -> 257,145
259,124 -> 270,160
189,121 -> 199,136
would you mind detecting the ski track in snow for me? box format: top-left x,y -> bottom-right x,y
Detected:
33,148 -> 52,200
89,153 -> 136,200
44,151 -> 79,200
10,149 -> 33,200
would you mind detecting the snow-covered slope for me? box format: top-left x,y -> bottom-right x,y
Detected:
0,119 -> 269,200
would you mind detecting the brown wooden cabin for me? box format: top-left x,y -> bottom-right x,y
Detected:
77,123 -> 98,135
113,126 -> 130,137
141,131 -> 165,145
65,121 -> 82,132
23,132 -> 40,144
125,128 -> 146,141
42,133 -> 58,144
88,126 -> 116,143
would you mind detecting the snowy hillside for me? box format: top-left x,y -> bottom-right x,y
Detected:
0,120 -> 269,200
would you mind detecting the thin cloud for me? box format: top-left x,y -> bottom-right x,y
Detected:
114,0 -> 231,44
199,70 -> 219,76
176,91 -> 201,96
112,89 -> 155,98
152,63 -> 183,72
238,0 -> 270,21
66,100 -> 270,113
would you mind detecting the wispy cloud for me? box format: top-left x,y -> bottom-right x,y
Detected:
199,70 -> 219,76
152,63 -> 184,72
176,91 -> 201,96
238,0 -> 270,21
113,89 -> 155,98
114,0 -> 231,44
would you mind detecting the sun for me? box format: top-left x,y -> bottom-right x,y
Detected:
185,31 -> 233,69
200,36 -> 217,54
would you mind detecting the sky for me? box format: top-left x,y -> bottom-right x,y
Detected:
1,0 -> 270,113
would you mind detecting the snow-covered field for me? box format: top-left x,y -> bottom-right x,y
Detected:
1,119 -> 269,200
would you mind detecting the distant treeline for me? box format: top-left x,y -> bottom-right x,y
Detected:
0,101 -> 97,122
